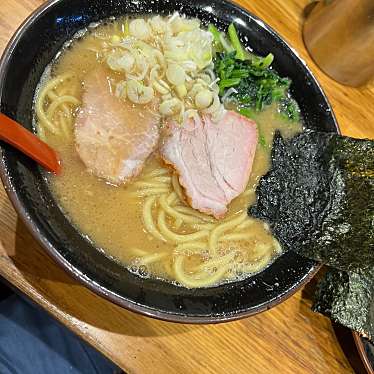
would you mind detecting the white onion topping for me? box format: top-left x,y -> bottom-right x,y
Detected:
98,13 -> 224,123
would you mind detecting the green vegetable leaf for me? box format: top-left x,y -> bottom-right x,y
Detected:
228,23 -> 246,61
219,78 -> 241,95
259,135 -> 267,147
208,24 -> 223,52
238,107 -> 255,118
212,24 -> 300,121
252,53 -> 274,69
279,97 -> 300,122
213,50 -> 299,121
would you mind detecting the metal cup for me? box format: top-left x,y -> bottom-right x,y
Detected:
303,0 -> 374,87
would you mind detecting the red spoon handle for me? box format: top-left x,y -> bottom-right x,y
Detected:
0,113 -> 61,174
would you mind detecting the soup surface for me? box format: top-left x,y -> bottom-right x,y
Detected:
35,15 -> 302,288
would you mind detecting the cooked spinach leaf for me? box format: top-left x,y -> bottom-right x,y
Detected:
213,50 -> 300,121
228,23 -> 246,61
208,23 -> 300,121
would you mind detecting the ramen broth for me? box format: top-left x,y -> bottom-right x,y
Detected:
35,17 -> 302,287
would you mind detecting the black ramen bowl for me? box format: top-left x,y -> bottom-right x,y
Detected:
0,0 -> 338,323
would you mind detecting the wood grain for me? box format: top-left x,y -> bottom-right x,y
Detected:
0,1 -> 373,373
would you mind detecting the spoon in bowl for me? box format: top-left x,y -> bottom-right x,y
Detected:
0,113 -> 61,174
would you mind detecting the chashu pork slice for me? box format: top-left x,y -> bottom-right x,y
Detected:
161,111 -> 258,219
75,68 -> 160,185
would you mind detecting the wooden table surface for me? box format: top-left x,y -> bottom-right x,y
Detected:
0,1 -> 373,373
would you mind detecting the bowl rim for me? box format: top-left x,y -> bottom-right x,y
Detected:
0,0 -> 337,323
353,332 -> 374,374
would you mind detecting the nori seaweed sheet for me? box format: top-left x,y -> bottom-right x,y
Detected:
250,131 -> 373,273
250,130 -> 374,337
313,267 -> 374,340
